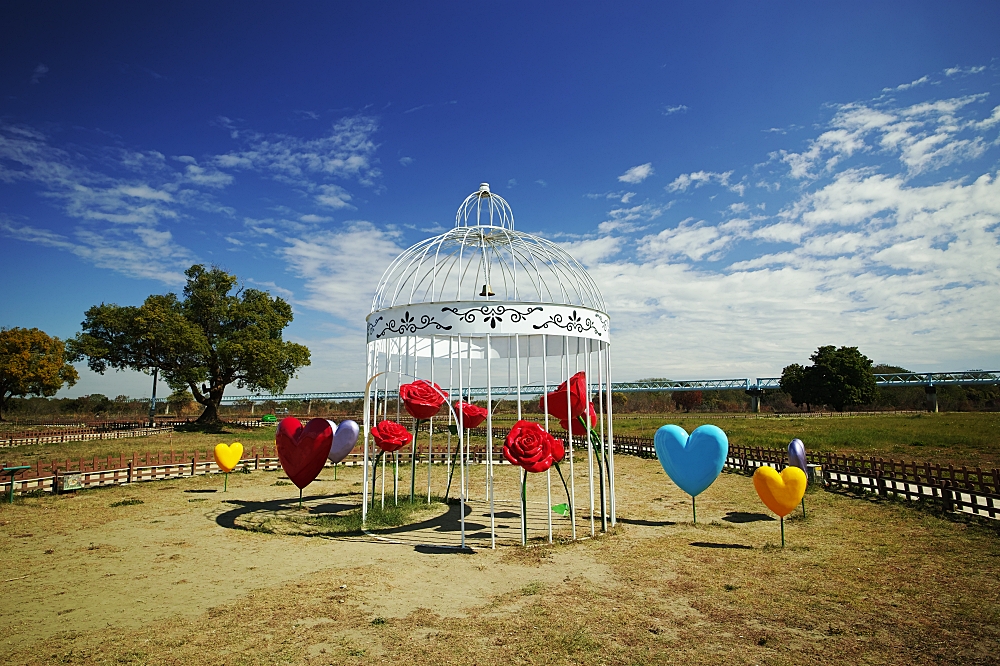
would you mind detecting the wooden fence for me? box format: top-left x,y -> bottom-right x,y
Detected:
0,445 -> 370,497
614,434 -> 1000,520
3,423 -> 997,522
2,418 -> 268,448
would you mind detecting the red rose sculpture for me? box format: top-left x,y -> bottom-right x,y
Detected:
371,420 -> 413,453
503,420 -> 566,473
454,401 -> 488,429
399,380 -> 448,420
540,371 -> 588,421
560,402 -> 598,436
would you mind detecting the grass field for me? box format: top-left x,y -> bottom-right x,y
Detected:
2,453 -> 998,665
614,412 -> 1000,468
2,411 -> 998,469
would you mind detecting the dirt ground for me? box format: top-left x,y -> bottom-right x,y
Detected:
2,455 -> 999,665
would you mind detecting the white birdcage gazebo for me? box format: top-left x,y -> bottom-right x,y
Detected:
362,183 -> 615,548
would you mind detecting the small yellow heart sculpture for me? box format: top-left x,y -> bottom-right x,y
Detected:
753,465 -> 807,517
214,442 -> 244,473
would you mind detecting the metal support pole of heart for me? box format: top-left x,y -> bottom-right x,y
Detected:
780,516 -> 785,548
801,497 -> 806,519
224,472 -> 228,492
692,495 -> 696,524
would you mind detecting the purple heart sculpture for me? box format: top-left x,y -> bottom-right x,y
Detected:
788,438 -> 807,472
328,419 -> 359,464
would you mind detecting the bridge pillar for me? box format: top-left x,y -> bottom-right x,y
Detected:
746,387 -> 764,413
925,385 -> 938,413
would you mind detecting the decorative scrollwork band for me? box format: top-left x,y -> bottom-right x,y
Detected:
532,309 -> 606,336
373,311 -> 453,339
440,305 -> 543,329
367,302 -> 609,341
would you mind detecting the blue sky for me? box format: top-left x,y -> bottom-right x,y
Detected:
2,2 -> 999,398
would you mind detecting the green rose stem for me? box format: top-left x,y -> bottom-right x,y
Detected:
409,419 -> 421,503
443,428 -> 467,502
370,450 -> 385,509
577,415 -> 607,529
553,462 -> 573,518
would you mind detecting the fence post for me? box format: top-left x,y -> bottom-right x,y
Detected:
943,479 -> 955,513
126,462 -> 133,484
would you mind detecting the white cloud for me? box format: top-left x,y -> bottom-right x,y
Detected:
667,170 -> 736,193
570,74 -> 1000,378
556,237 -> 622,267
883,75 -> 930,92
618,163 -> 654,184
0,123 -> 241,282
662,105 -> 688,116
598,202 -> 668,234
945,65 -> 986,77
30,64 -> 49,84
281,221 -> 404,319
315,183 -> 354,209
216,115 -> 381,186
300,214 -> 332,223
399,156 -> 414,166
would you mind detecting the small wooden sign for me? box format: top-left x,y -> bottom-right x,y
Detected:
60,473 -> 83,492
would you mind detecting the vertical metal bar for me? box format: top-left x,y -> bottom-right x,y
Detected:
565,335 -> 576,540
457,334 -> 465,548
486,333 -> 495,549
606,343 -> 616,525
597,338 -> 607,532
428,336 -> 435,503
362,345 -> 372,523
585,338 -> 595,537
542,335 -> 552,544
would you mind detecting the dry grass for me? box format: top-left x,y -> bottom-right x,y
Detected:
2,453 -> 999,665
614,412 -> 1000,467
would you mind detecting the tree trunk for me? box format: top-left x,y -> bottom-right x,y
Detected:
195,400 -> 221,424
192,384 -> 226,425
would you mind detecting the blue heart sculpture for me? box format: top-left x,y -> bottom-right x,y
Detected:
653,424 -> 729,497
788,438 -> 807,472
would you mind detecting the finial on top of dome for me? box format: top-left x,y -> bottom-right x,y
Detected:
478,182 -> 491,197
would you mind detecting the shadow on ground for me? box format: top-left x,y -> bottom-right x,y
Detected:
722,511 -> 775,523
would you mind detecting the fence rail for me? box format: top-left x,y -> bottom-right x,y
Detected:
613,434 -> 1000,520
3,425 -> 998,522
1,419 -> 268,448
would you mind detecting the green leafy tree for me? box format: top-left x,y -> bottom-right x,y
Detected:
69,265 -> 311,424
0,327 -> 79,420
779,362 -> 818,411
166,388 -> 195,416
781,346 -> 877,411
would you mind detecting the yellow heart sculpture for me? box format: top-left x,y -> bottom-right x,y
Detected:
214,442 -> 244,473
753,465 -> 807,517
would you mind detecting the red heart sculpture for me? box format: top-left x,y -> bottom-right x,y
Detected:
275,418 -> 333,489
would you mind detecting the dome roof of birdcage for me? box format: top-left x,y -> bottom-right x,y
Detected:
371,183 -> 606,313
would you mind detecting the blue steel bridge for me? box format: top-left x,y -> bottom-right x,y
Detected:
219,370 -> 999,413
